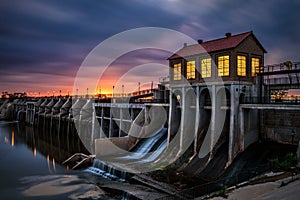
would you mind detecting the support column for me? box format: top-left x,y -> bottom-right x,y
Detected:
91,105 -> 96,144
179,87 -> 185,153
167,88 -> 174,146
228,85 -> 236,164
130,108 -> 134,124
109,107 -> 113,138
100,106 -> 104,138
194,85 -> 200,153
210,85 -> 216,155
239,106 -> 245,151
119,108 -> 123,137
144,105 -> 148,124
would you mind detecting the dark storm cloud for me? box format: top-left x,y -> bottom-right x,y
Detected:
0,0 -> 299,93
172,0 -> 300,63
0,0 -> 183,93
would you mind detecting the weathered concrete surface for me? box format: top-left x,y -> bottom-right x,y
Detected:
261,109 -> 300,145
210,176 -> 300,200
95,137 -> 129,157
101,182 -> 166,200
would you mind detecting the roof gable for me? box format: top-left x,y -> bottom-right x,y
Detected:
168,31 -> 266,60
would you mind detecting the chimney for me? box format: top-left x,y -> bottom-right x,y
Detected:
183,42 -> 187,47
225,32 -> 232,38
197,39 -> 203,44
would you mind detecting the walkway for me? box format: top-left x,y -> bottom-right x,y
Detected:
210,176 -> 300,200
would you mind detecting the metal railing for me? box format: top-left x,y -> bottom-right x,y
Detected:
260,62 -> 300,74
265,77 -> 300,86
240,97 -> 300,104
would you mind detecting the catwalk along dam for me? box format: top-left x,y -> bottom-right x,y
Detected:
1,31 -> 300,199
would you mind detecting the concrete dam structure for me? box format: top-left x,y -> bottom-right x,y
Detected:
1,31 -> 300,198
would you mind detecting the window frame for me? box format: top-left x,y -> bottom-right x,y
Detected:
201,58 -> 212,78
173,62 -> 182,81
237,55 -> 247,76
217,55 -> 230,77
251,57 -> 262,77
186,60 -> 196,80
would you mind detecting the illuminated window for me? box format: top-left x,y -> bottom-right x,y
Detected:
237,55 -> 247,76
218,55 -> 229,76
186,60 -> 196,79
251,58 -> 261,76
173,63 -> 181,80
201,58 -> 211,78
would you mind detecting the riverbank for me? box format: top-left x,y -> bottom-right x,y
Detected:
209,174 -> 300,200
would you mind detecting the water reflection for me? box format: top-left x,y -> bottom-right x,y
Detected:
11,130 -> 14,147
0,121 -> 138,200
33,147 -> 36,157
0,121 -> 95,200
14,123 -> 89,166
21,175 -> 105,199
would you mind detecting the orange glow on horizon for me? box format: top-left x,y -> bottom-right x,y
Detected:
15,74 -> 161,97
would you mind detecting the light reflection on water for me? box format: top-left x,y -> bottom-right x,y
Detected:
0,121 -> 111,200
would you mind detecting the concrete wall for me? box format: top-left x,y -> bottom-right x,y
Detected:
243,109 -> 259,148
261,109 -> 300,145
95,137 -> 129,157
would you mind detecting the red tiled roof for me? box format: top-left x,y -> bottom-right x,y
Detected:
168,31 -> 266,60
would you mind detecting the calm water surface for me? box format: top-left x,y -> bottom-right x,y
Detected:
0,121 -> 113,200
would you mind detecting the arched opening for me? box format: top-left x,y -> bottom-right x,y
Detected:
182,87 -> 212,174
197,88 -> 212,150
184,88 -> 197,142
169,89 -> 182,138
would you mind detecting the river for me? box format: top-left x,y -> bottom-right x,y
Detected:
0,120 -> 123,200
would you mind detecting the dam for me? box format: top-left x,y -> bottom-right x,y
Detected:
1,31 -> 300,199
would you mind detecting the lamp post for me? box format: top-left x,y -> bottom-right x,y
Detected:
122,85 -> 124,97
138,82 -> 140,95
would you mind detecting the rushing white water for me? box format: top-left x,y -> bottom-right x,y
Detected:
121,128 -> 167,160
84,128 -> 168,181
84,159 -> 124,181
138,139 -> 167,163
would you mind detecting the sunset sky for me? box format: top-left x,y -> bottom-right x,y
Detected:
1,0 -> 300,96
